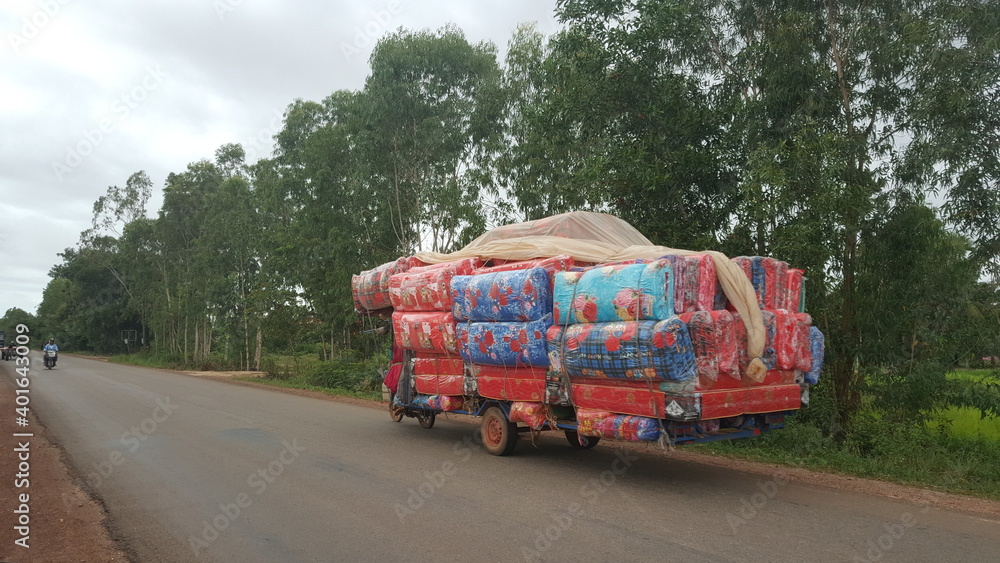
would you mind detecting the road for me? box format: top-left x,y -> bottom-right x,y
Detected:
15,354 -> 1000,562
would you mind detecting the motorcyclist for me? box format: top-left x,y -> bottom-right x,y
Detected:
43,338 -> 59,367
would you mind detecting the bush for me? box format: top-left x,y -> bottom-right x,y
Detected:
304,359 -> 381,394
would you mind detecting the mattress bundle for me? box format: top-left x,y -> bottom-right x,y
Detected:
359,249 -> 826,443
389,259 -> 483,404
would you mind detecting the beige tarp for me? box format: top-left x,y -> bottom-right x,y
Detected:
414,211 -> 767,382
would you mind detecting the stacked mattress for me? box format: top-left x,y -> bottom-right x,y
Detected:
352,251 -> 825,442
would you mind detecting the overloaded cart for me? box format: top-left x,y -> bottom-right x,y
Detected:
352,212 -> 824,456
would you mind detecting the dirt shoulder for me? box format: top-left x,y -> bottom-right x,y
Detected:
0,371 -> 129,563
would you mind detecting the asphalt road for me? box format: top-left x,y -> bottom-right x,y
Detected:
15,354 -> 1000,562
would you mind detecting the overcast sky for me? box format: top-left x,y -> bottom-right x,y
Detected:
0,0 -> 561,317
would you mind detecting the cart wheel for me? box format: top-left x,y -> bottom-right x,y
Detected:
389,395 -> 404,422
482,406 -> 518,456
565,431 -> 600,449
390,407 -> 404,423
417,411 -> 436,429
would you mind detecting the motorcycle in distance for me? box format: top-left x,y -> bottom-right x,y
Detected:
43,350 -> 57,369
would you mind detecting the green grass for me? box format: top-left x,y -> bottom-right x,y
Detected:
233,376 -> 381,401
694,416 -> 1000,500
949,368 -> 1000,385
928,406 -> 1000,441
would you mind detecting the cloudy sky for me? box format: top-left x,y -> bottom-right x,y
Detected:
0,0 -> 561,317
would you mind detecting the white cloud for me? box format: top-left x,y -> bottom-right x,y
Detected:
0,0 -> 561,316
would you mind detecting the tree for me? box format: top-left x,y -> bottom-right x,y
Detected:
550,0 -> 1000,424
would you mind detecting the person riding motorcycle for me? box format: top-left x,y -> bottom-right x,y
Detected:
43,338 -> 59,367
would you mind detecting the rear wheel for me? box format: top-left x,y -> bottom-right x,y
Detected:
416,410 -> 436,429
389,394 -> 404,422
565,431 -> 600,449
481,406 -> 518,456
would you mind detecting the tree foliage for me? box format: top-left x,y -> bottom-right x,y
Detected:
34,7 -> 1000,427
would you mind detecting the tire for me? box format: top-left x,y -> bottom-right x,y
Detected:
481,406 -> 518,456
417,411 -> 436,429
389,395 -> 404,423
565,431 -> 600,449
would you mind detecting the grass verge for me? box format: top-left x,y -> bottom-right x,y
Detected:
692,415 -> 1000,501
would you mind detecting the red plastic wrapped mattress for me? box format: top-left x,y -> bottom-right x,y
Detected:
392,311 -> 458,354
414,375 -> 465,396
475,376 -> 546,402
412,354 -> 464,376
571,381 -> 665,419
785,268 -> 803,312
470,364 -> 548,380
388,258 -> 481,312
508,401 -> 550,430
352,257 -> 410,312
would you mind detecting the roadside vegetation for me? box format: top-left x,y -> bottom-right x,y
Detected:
4,1 -> 999,499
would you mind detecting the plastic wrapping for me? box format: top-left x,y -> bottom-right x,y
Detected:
475,375 -> 546,401
451,267 -> 552,322
680,311 -> 718,384
571,382 -> 664,419
786,268 -> 805,312
806,327 -> 825,385
476,255 -> 575,278
352,258 -> 409,312
456,315 -> 551,367
792,313 -> 813,372
410,394 -> 464,412
414,375 -> 465,396
392,311 -> 458,354
388,258 -> 481,312
469,365 -> 548,380
412,354 -> 464,376
576,409 -> 661,441
553,261 -> 673,324
508,402 -> 549,430
682,254 -> 717,312
549,318 -> 697,382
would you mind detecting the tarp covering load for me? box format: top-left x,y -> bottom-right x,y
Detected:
412,211 -> 769,382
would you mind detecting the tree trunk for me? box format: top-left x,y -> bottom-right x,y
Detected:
254,325 -> 262,371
